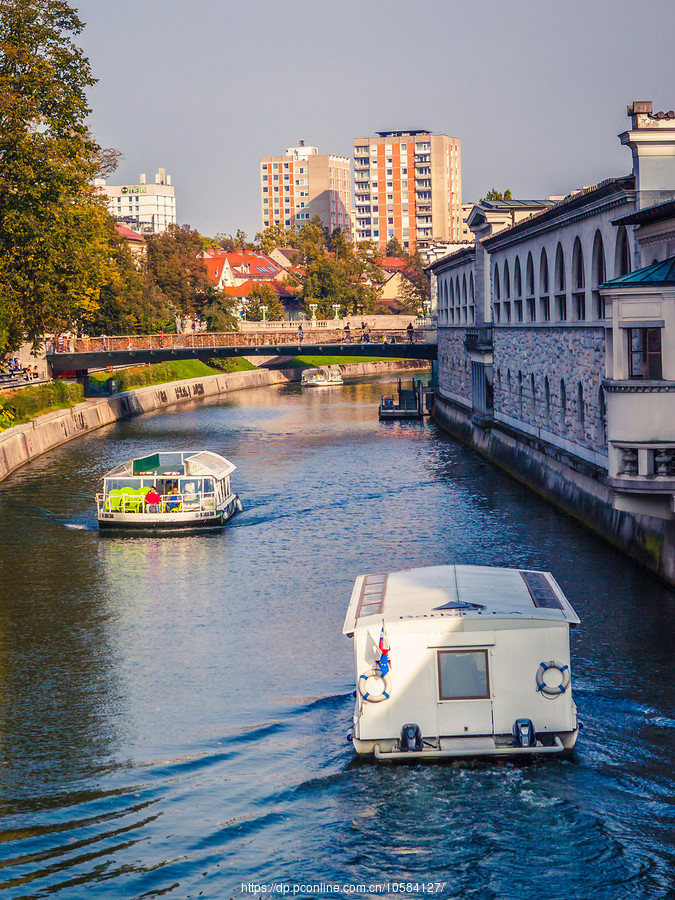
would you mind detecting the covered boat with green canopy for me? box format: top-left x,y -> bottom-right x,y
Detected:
96,450 -> 241,531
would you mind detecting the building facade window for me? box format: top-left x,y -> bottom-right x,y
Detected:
629,328 -> 662,379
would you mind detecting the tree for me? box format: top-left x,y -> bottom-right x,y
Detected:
245,282 -> 286,321
253,223 -> 298,255
480,188 -> 513,202
202,290 -> 238,332
396,250 -> 430,315
385,236 -> 406,257
299,227 -> 384,318
145,224 -> 211,319
0,0 -> 118,352
235,228 -> 249,249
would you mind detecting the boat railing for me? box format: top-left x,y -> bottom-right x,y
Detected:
96,490 -> 218,515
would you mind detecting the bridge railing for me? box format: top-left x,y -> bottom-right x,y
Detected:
57,330 -> 431,354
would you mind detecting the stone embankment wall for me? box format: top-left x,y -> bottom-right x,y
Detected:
0,360 -> 426,483
432,393 -> 675,587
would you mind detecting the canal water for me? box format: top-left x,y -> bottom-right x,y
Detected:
0,378 -> 672,900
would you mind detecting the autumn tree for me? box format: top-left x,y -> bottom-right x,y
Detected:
253,223 -> 298,255
396,250 -> 430,316
480,188 -> 513,202
245,282 -> 286,321
145,223 -> 212,319
385,236 -> 406,257
0,0 -> 122,353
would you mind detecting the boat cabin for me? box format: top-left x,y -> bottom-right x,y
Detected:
343,564 -> 580,759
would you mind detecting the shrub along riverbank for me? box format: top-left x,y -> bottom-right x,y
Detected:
0,381 -> 84,430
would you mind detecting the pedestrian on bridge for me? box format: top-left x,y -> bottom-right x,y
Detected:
297,324 -> 303,345
407,322 -> 414,344
344,323 -> 352,343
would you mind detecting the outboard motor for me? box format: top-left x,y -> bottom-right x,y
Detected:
399,723 -> 424,752
512,718 -> 537,748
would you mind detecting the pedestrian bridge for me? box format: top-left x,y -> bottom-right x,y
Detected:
47,324 -> 437,376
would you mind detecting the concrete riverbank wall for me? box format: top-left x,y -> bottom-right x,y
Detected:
432,393 -> 675,587
0,360 -> 426,483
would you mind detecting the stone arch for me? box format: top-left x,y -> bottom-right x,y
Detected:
539,247 -> 549,294
554,242 -> 566,292
572,237 -> 585,289
592,230 -> 607,318
526,252 -> 535,296
494,263 -> 501,300
577,382 -> 585,433
514,257 -> 522,297
614,225 -> 631,277
504,260 -> 511,298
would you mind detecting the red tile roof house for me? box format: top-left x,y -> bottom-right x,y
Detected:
203,249 -> 286,287
115,223 -> 146,263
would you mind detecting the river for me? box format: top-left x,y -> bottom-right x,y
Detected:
0,377 -> 672,899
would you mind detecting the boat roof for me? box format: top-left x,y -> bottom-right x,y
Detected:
103,450 -> 235,480
343,564 -> 579,634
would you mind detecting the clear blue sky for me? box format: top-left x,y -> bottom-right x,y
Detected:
76,0 -> 675,239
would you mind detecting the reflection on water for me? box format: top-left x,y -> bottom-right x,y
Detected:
0,378 -> 672,898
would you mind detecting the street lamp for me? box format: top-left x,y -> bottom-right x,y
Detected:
332,303 -> 341,320
260,305 -> 268,322
309,303 -> 318,320
423,300 -> 431,319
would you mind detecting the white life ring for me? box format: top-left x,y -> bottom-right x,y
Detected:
536,660 -> 571,698
358,667 -> 392,703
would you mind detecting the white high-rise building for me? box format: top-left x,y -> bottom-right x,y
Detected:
97,168 -> 176,235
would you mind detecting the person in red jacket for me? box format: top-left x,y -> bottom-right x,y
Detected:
145,485 -> 161,512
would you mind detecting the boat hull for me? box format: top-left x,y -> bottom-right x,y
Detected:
98,495 -> 240,532
353,729 -> 578,761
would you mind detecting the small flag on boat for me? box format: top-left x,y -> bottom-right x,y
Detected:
378,621 -> 390,676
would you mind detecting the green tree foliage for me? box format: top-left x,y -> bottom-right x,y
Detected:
480,188 -> 513,202
0,0 -> 120,353
253,223 -> 298,255
295,222 -> 384,317
396,250 -> 431,316
245,282 -> 286,321
202,291 -> 238,332
385,236 -> 406,257
145,223 -> 212,319
88,223 -> 170,335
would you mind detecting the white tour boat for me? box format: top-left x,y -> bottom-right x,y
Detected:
343,564 -> 581,760
96,450 -> 241,532
300,366 -> 344,387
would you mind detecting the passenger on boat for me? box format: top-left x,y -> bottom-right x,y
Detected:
145,485 -> 161,512
166,487 -> 181,511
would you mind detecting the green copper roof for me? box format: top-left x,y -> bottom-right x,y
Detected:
603,255 -> 675,287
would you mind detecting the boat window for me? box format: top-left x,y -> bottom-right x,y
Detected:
437,650 -> 490,700
106,478 -> 141,492
203,478 -> 215,493
180,479 -> 203,495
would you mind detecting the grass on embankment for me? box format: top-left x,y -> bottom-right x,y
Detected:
0,380 -> 84,430
89,357 -> 258,392
285,355 -> 398,368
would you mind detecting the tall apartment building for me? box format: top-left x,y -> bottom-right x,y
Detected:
260,143 -> 352,236
96,168 -> 176,235
353,129 -> 462,251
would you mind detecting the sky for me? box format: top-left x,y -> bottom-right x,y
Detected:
76,0 -> 675,240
